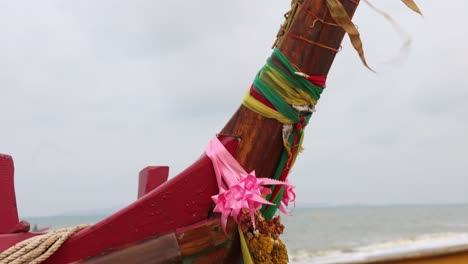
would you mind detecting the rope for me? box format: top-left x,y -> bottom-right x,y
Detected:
297,1 -> 339,27
0,225 -> 89,264
288,33 -> 340,52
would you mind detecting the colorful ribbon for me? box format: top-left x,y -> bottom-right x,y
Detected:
241,48 -> 324,219
205,136 -> 296,234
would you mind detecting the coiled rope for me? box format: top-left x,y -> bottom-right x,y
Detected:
0,224 -> 89,264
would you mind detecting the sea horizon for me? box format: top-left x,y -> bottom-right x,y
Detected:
22,202 -> 468,218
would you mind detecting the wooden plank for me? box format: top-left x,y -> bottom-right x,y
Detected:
176,217 -> 236,257
74,233 -> 182,264
190,245 -> 236,264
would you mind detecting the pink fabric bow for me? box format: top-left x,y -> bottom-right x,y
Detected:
278,179 -> 296,215
206,137 -> 296,234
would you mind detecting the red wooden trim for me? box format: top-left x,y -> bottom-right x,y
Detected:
138,166 -> 169,199
0,232 -> 42,252
8,221 -> 31,234
43,136 -> 240,264
0,154 -> 20,234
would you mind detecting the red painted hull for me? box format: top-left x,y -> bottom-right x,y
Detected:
0,136 -> 240,263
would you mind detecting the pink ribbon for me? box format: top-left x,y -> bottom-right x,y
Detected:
206,136 -> 296,234
278,179 -> 296,215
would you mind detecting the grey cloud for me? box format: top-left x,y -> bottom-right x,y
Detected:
1,1 -> 467,216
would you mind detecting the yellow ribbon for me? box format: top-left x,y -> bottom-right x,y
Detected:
243,91 -> 293,125
239,226 -> 255,264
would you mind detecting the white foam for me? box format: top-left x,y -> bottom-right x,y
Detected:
290,232 -> 468,264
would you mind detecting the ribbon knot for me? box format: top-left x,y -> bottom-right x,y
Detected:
206,137 -> 296,234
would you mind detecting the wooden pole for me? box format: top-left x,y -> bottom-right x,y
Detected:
221,0 -> 359,180
214,0 -> 360,262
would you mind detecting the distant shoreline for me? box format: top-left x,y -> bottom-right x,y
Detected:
23,203 -> 468,218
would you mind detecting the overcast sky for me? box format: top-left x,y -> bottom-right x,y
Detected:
1,1 -> 467,217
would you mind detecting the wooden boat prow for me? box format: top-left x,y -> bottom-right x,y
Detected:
5,0 -> 356,261
1,137 -> 242,263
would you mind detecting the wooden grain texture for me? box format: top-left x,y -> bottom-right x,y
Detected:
74,233 -> 182,264
190,245 -> 236,264
176,217 -> 240,263
220,106 -> 283,179
176,217 -> 235,257
278,0 -> 358,76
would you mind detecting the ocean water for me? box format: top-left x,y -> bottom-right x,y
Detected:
282,205 -> 468,263
24,205 -> 468,263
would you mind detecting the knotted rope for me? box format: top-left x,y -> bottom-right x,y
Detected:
0,225 -> 89,264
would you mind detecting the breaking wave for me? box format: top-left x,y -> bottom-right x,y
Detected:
289,232 -> 468,264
